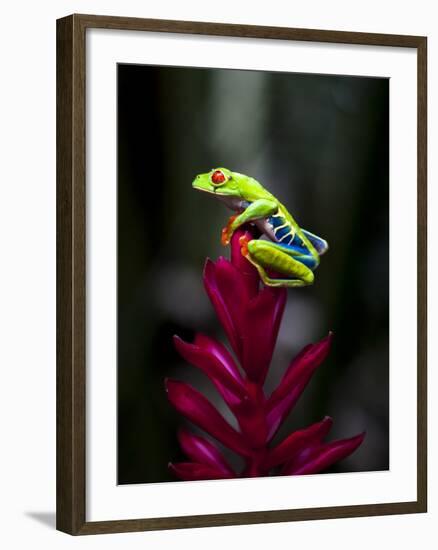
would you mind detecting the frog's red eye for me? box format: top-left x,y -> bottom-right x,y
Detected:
211,170 -> 226,185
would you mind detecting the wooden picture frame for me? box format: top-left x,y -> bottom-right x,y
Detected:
56,13 -> 427,535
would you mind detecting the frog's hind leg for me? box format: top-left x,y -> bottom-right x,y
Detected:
245,239 -> 315,288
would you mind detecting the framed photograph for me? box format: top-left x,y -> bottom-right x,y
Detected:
56,14 -> 427,535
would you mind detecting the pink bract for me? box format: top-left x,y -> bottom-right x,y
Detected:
167,227 -> 365,480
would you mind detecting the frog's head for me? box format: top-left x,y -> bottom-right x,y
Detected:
192,168 -> 240,196
193,167 -> 267,211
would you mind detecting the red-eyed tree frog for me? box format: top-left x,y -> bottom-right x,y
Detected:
192,167 -> 329,288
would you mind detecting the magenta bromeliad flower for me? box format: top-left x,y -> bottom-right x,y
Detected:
166,227 -> 365,480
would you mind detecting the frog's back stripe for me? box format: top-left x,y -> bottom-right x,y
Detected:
268,214 -> 294,245
289,232 -> 307,250
276,224 -> 292,241
269,214 -> 286,229
268,214 -> 325,254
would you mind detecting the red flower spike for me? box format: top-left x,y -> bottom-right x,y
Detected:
269,334 -> 333,410
208,377 -> 243,410
191,333 -> 250,410
193,333 -> 243,383
173,335 -> 246,399
203,259 -> 241,358
281,432 -> 366,476
263,416 -> 333,470
178,429 -> 234,475
165,379 -> 251,457
169,224 -> 365,480
230,228 -> 260,298
169,462 -> 234,481
241,286 -> 287,383
212,258 -> 249,343
233,382 -> 268,449
266,388 -> 306,441
266,334 -> 333,439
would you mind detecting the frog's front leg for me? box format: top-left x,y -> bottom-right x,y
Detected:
243,239 -> 315,288
221,199 -> 278,245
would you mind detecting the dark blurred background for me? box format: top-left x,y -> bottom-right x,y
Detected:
117,64 -> 389,484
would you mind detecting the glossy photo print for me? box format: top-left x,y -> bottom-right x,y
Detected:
117,64 -> 389,485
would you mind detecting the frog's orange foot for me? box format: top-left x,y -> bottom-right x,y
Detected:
239,234 -> 251,258
221,215 -> 238,246
221,227 -> 231,246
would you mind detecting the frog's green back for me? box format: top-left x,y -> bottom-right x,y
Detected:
232,170 -> 321,253
230,171 -> 277,203
231,171 -> 297,226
